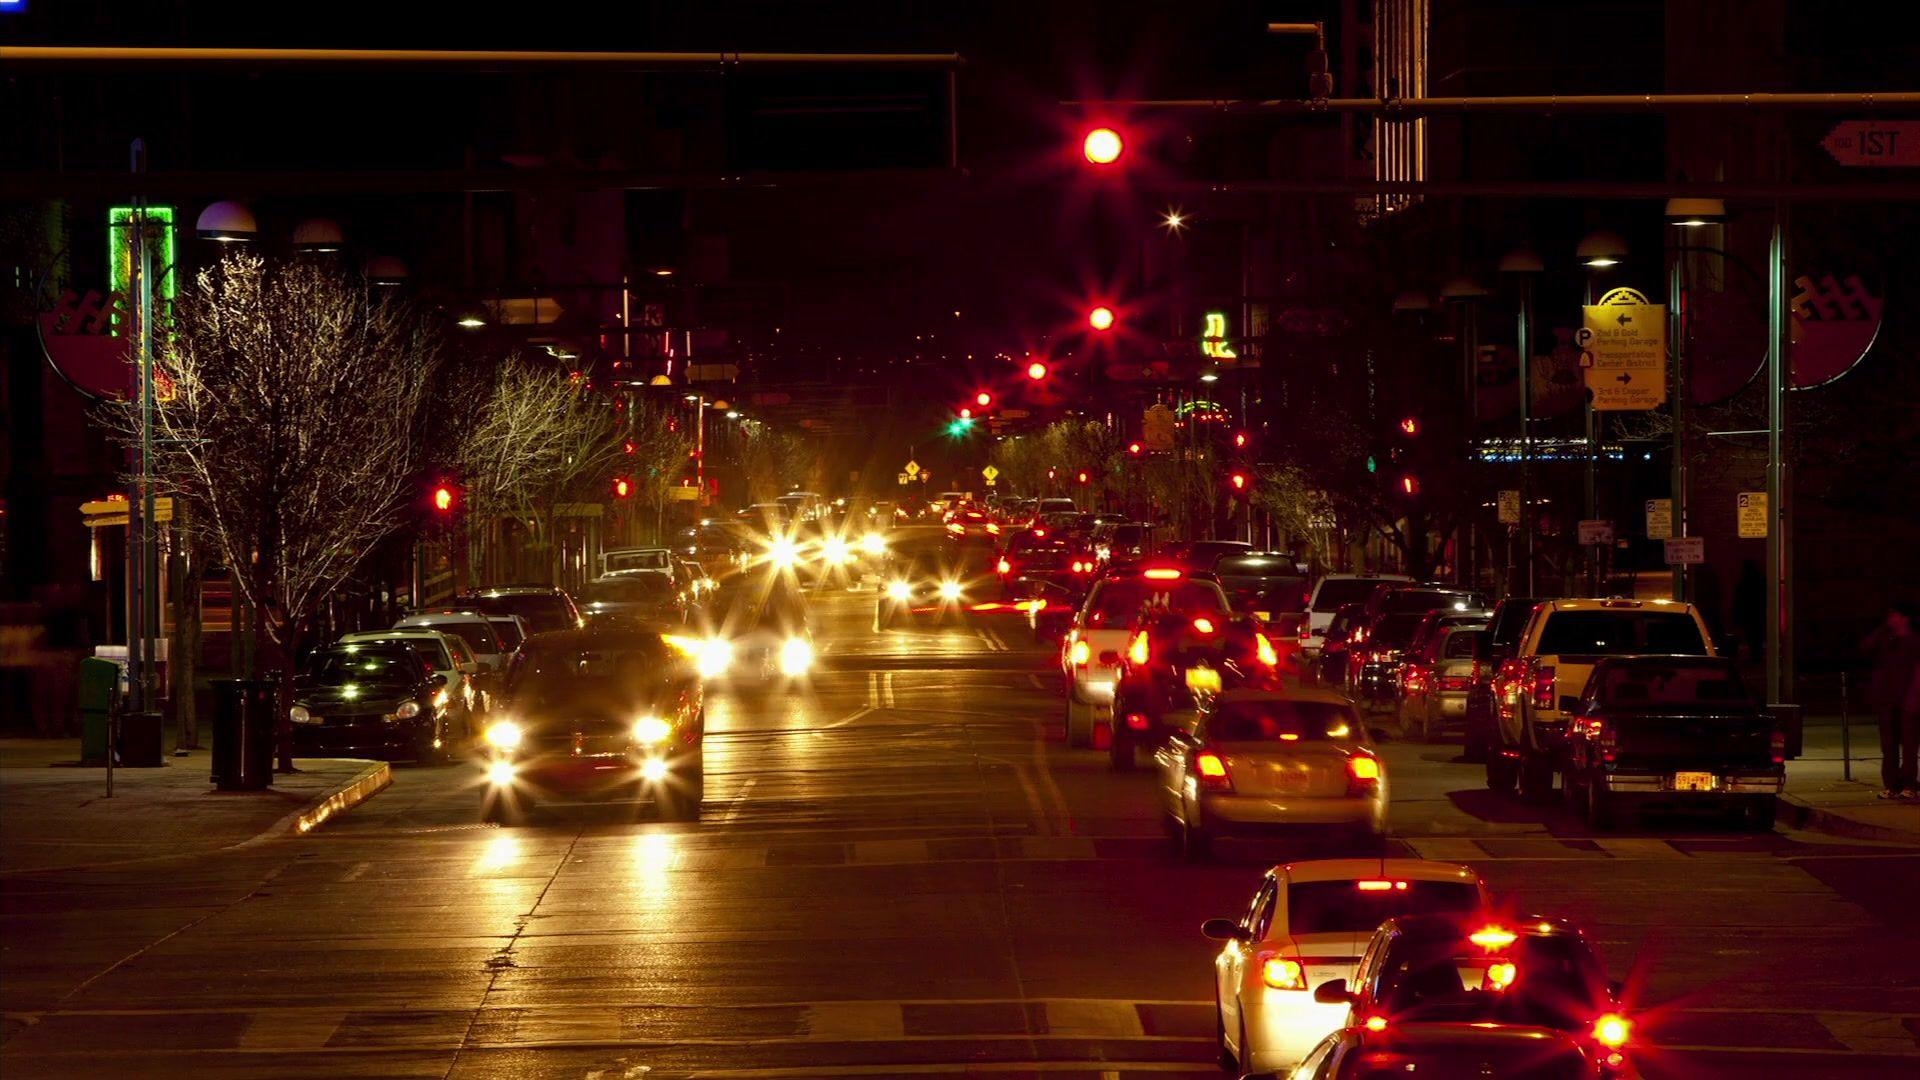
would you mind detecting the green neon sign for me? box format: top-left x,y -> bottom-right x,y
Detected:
1201,311 -> 1237,359
108,205 -> 178,335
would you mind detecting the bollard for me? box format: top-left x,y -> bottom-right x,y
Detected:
1841,671 -> 1850,782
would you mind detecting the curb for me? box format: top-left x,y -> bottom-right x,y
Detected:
1778,794 -> 1920,844
240,760 -> 391,847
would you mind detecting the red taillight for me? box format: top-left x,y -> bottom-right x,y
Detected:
986,523 -> 1000,534
1438,673 -> 1471,692
1347,753 -> 1381,796
1192,617 -> 1216,634
1353,626 -> 1368,644
997,558 -> 1012,575
947,522 -> 964,534
1532,665 -> 1557,710
1592,1013 -> 1632,1049
1363,1015 -> 1389,1033
1069,639 -> 1091,666
1261,956 -> 1305,989
1595,721 -> 1618,763
1128,630 -> 1150,665
1033,528 -> 1047,538
1254,632 -> 1279,667
1771,729 -> 1786,764
1195,749 -> 1232,792
1402,665 -> 1428,692
1142,567 -> 1182,581
1356,879 -> 1409,892
1298,624 -> 1312,641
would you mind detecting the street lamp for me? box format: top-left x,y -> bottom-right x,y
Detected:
1440,275 -> 1490,587
1082,126 -> 1124,165
194,200 -> 258,242
1576,230 -> 1628,269
1390,290 -> 1433,314
292,217 -> 345,253
1499,248 -> 1544,595
1665,197 -> 1726,229
365,255 -> 409,287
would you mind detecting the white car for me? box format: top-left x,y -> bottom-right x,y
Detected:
1061,567 -> 1230,748
1201,858 -> 1492,1075
1300,572 -> 1410,657
395,611 -> 506,671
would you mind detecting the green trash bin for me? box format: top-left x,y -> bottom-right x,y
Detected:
78,657 -> 121,766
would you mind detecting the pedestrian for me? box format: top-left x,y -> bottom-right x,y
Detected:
1862,600 -> 1920,800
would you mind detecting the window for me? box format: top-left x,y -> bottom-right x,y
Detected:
1382,589 -> 1491,614
1442,630 -> 1489,660
490,619 -> 524,650
1536,611 -> 1708,657
300,650 -> 419,694
1373,933 -> 1609,1029
1083,580 -> 1228,625
1287,881 -> 1482,936
429,620 -> 498,655
443,636 -> 473,667
1208,701 -> 1360,742
1598,663 -> 1749,706
1311,578 -> 1388,612
1245,879 -> 1278,940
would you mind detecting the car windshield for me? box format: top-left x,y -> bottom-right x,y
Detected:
583,575 -> 676,603
1384,589 -> 1491,613
300,649 -> 419,694
489,620 -> 524,650
1597,662 -> 1750,706
349,636 -> 450,669
1371,613 -> 1427,648
604,549 -> 673,573
1313,578 -> 1395,612
1537,610 -> 1709,656
412,619 -> 497,655
503,641 -> 678,713
1208,700 -> 1359,742
1443,630 -> 1490,660
1376,933 -> 1610,1030
1083,579 -> 1228,625
1287,881 -> 1482,936
461,592 -> 576,634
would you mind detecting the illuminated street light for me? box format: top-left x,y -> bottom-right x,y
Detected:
1665,198 -> 1727,228
1577,230 -> 1629,269
1088,306 -> 1116,332
975,391 -> 993,408
1082,126 -> 1124,165
1027,361 -> 1049,380
1162,207 -> 1187,230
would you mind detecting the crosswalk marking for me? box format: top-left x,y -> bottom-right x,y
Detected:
1595,838 -> 1689,859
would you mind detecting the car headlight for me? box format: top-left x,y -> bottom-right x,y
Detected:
886,581 -> 913,602
392,701 -> 422,720
860,532 -> 887,557
822,538 -> 852,564
485,720 -> 524,750
486,760 -> 516,787
632,715 -> 674,745
695,638 -> 734,679
939,581 -> 964,601
765,537 -> 800,568
289,704 -> 311,724
779,637 -> 815,676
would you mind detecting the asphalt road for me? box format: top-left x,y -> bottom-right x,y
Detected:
5,588 -> 1920,1079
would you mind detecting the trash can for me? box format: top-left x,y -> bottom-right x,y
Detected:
78,657 -> 121,765
119,710 -> 165,767
211,678 -> 277,790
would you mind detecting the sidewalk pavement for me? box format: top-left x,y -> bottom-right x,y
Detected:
0,739 -> 389,874
1781,719 -> 1920,843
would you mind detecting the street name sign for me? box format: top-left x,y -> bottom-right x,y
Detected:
1737,492 -> 1769,538
1822,120 -> 1920,167
1578,519 -> 1615,546
1645,498 -> 1673,540
1664,536 -> 1705,565
1582,287 -> 1667,411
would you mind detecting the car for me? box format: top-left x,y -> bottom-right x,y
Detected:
289,642 -> 458,763
1346,611 -> 1431,705
995,528 -> 1099,600
1301,573 -> 1412,658
1306,914 -> 1633,1079
1489,598 -> 1716,802
1089,520 -> 1158,568
479,627 -> 706,823
454,585 -> 584,635
875,525 -> 992,628
1060,566 -> 1232,748
482,614 -> 530,659
1288,1016 -> 1620,1079
777,491 -> 825,521
1200,858 -> 1492,1074
337,627 -> 490,724
1361,584 -> 1493,624
1392,608 -> 1491,715
394,610 -> 507,671
1155,688 -> 1386,857
1165,538 -> 1255,572
1214,552 -> 1310,623
1463,597 -> 1545,762
691,571 -> 815,685
1399,625 -> 1491,742
1313,603 -> 1367,687
1561,655 -> 1785,830
1109,595 -> 1285,770
578,571 -> 689,627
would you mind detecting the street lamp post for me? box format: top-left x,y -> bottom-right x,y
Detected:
1576,230 -> 1628,594
1663,198 -> 1726,606
1499,249 -> 1545,596
1765,202 -> 1793,704
1441,276 -> 1489,587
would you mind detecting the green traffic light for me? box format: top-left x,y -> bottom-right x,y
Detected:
1366,455 -> 1378,474
947,418 -> 975,437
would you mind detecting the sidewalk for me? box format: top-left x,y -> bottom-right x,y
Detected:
0,739 -> 390,874
1781,720 -> 1920,843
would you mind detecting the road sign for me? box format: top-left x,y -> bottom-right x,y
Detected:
981,465 -> 999,481
1737,491 -> 1768,538
1497,490 -> 1521,525
1142,404 -> 1177,450
1821,120 -> 1920,167
903,460 -> 920,478
1664,536 -> 1705,565
1645,498 -> 1673,540
1578,519 -> 1615,546
897,472 -> 910,486
1582,287 -> 1667,411
985,478 -> 997,487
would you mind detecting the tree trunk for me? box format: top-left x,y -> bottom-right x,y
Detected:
169,534 -> 204,750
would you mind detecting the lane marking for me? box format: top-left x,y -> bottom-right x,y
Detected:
883,672 -> 897,708
339,861 -> 371,882
868,671 -> 881,707
1031,722 -> 1072,833
1595,838 -> 1688,860
852,839 -> 931,864
1027,673 -> 1047,690
806,1000 -> 907,1040
1012,765 -> 1053,837
1817,1012 -> 1920,1055
821,706 -> 877,730
1403,837 -> 1486,862
237,1009 -> 346,1050
722,778 -> 758,825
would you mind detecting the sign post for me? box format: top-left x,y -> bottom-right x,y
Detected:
1578,520 -> 1615,546
1497,490 -> 1520,525
1664,536 -> 1705,565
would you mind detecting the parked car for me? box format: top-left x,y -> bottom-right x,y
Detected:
337,627 -> 489,725
1562,655 -> 1785,829
290,642 -> 457,763
482,614 -> 530,659
1463,596 -> 1545,762
578,572 -> 688,627
1488,598 -> 1716,802
1399,625 -> 1491,742
394,610 -> 506,671
454,586 -> 583,635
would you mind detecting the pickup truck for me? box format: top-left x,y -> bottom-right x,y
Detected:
1486,598 -> 1715,802
1561,656 -> 1785,830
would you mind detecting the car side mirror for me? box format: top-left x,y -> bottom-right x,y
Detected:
1200,917 -> 1251,942
1313,978 -> 1354,1005
430,674 -> 449,688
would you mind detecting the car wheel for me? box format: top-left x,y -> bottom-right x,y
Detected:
1485,752 -> 1517,796
1744,796 -> 1778,831
1108,727 -> 1136,772
1518,753 -> 1555,803
1180,807 -> 1211,862
1215,997 -> 1236,1072
1065,695 -> 1092,748
1463,719 -> 1487,763
1584,777 -> 1615,830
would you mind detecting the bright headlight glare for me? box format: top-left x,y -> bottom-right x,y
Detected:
695,638 -> 734,678
486,760 -> 516,787
632,715 -> 674,745
485,720 -> 524,750
886,581 -> 912,602
939,581 -> 963,600
640,757 -> 671,782
822,538 -> 852,564
860,532 -> 887,556
766,537 -> 800,567
779,637 -> 816,676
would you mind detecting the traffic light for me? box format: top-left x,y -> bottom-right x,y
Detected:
975,390 -> 993,408
1088,305 -> 1116,332
1400,474 -> 1420,496
1076,470 -> 1090,485
431,483 -> 457,513
1399,417 -> 1420,436
613,477 -> 632,499
1228,471 -> 1250,496
1127,441 -> 1143,456
1082,126 -> 1124,165
1026,360 -> 1050,381
1233,431 -> 1249,450
958,406 -> 973,419
948,416 -> 975,437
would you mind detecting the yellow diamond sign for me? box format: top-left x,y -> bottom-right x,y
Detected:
904,460 -> 920,478
981,465 -> 999,481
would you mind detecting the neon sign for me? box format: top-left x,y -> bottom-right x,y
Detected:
1201,311 -> 1237,359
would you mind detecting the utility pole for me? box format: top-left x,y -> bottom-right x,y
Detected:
1766,201 -> 1793,704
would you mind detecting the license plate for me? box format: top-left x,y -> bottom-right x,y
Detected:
1673,771 -> 1717,792
1184,667 -> 1222,693
1254,611 -> 1272,622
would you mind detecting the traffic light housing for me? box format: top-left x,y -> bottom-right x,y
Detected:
1399,417 -> 1420,436
1233,431 -> 1249,450
1127,441 -> 1143,456
1076,470 -> 1090,485
1228,471 -> 1250,497
431,483 -> 457,513
975,390 -> 994,409
1400,474 -> 1420,496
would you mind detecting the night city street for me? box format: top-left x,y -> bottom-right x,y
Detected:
6,3 -> 1920,1079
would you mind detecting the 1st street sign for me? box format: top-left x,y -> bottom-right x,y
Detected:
1822,120 -> 1920,168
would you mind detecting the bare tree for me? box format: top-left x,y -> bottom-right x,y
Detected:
110,253 -> 441,770
735,424 -> 816,502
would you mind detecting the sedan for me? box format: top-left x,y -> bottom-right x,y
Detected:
1154,688 -> 1385,856
479,627 -> 706,823
290,643 -> 455,763
1202,858 -> 1490,1075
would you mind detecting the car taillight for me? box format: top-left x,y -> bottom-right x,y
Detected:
1128,630 -> 1150,665
1194,749 -> 1233,792
1353,626 -> 1368,644
1254,632 -> 1279,667
997,558 -> 1012,575
1595,721 -> 1618,763
1532,665 -> 1556,710
1402,665 -> 1427,692
1438,673 -> 1471,691
1298,623 -> 1312,642
1347,753 -> 1381,795
1069,639 -> 1091,666
1771,729 -> 1786,764
1191,616 -> 1216,634
1261,956 -> 1305,990
1592,1013 -> 1631,1049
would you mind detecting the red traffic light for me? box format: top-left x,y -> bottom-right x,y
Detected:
1076,470 -> 1090,484
1088,305 -> 1116,332
1400,417 -> 1420,436
1400,474 -> 1420,495
432,485 -> 456,513
1127,441 -> 1143,456
958,406 -> 973,420
613,477 -> 632,498
975,390 -> 993,408
1233,431 -> 1249,449
1027,360 -> 1050,380
1229,472 -> 1249,492
1082,126 -> 1124,165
